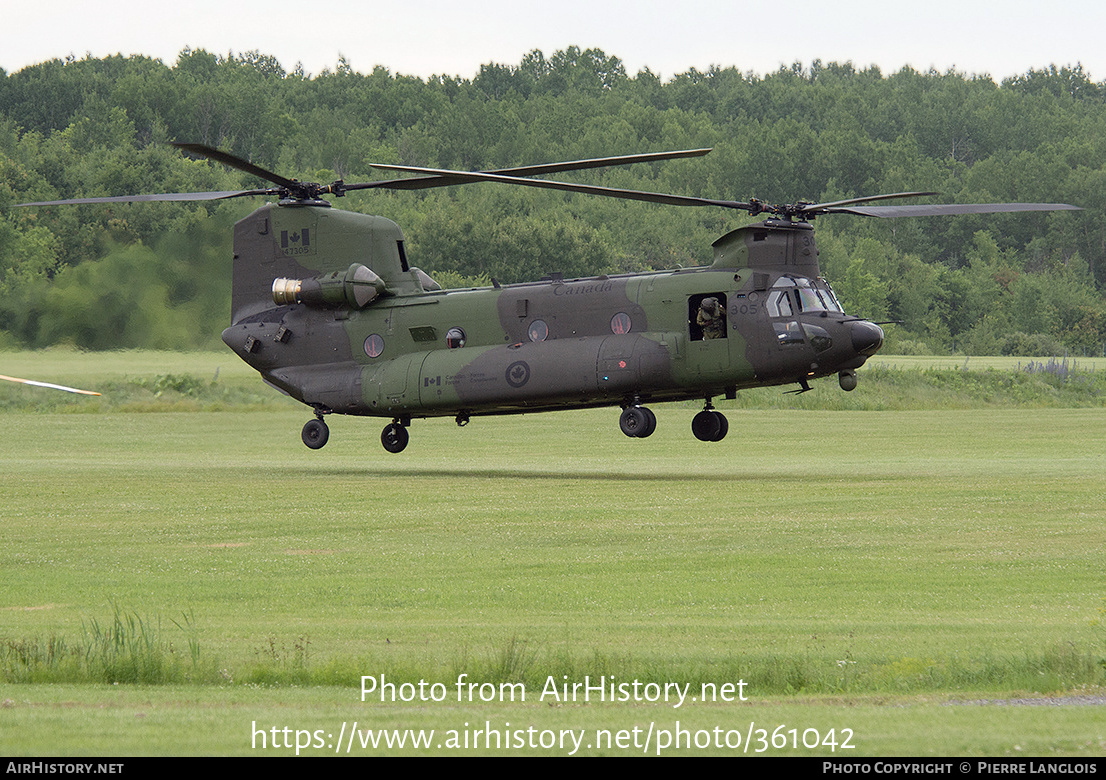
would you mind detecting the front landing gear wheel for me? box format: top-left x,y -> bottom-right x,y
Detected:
619,406 -> 656,438
691,409 -> 728,442
381,422 -> 410,453
301,418 -> 329,449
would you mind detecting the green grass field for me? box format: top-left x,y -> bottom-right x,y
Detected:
1,351 -> 1104,755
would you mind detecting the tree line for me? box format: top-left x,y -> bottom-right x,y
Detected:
1,47 -> 1104,354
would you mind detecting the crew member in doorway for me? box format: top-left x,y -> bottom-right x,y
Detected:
697,297 -> 725,339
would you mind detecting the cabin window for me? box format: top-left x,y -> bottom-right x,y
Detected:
364,334 -> 385,358
528,319 -> 548,342
409,326 -> 437,342
446,327 -> 466,349
689,293 -> 727,341
610,312 -> 632,335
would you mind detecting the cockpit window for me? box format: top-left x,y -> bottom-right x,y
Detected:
767,289 -> 793,317
774,321 -> 804,345
820,283 -> 844,312
801,279 -> 844,313
774,278 -> 840,314
796,286 -> 826,313
803,323 -> 833,352
772,277 -> 844,315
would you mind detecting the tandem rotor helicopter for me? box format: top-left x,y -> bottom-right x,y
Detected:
16,143 -> 1080,452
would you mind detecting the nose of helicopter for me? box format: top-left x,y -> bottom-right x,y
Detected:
849,321 -> 884,357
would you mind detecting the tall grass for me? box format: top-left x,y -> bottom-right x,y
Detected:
4,622 -> 1103,694
1,604 -> 215,684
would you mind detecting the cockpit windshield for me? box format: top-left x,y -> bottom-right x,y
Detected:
795,278 -> 844,313
768,276 -> 844,316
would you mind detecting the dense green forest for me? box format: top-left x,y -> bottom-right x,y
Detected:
1,47 -> 1104,355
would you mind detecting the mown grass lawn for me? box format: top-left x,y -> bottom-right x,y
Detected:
1,351 -> 1104,755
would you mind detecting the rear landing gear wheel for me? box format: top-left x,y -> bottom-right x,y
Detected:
692,409 -> 728,442
301,418 -> 329,449
381,422 -> 409,453
619,406 -> 656,438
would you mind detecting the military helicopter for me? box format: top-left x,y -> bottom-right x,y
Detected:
18,144 -> 1080,452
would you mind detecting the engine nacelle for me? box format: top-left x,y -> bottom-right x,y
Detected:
272,263 -> 386,309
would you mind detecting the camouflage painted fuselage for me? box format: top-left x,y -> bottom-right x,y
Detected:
221,203 -> 883,421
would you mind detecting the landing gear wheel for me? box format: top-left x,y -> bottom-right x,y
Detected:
692,409 -> 728,442
619,406 -> 656,438
711,410 -> 728,441
381,422 -> 409,453
301,418 -> 329,449
619,407 -> 646,437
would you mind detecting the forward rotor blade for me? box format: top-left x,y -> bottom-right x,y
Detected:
477,148 -> 713,177
824,202 -> 1083,218
802,191 -> 939,212
347,148 -> 713,193
0,374 -> 101,396
369,162 -> 751,210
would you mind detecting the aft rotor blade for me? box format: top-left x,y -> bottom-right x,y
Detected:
825,202 -> 1083,218
171,142 -> 302,191
0,373 -> 101,396
369,162 -> 751,210
347,148 -> 713,193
